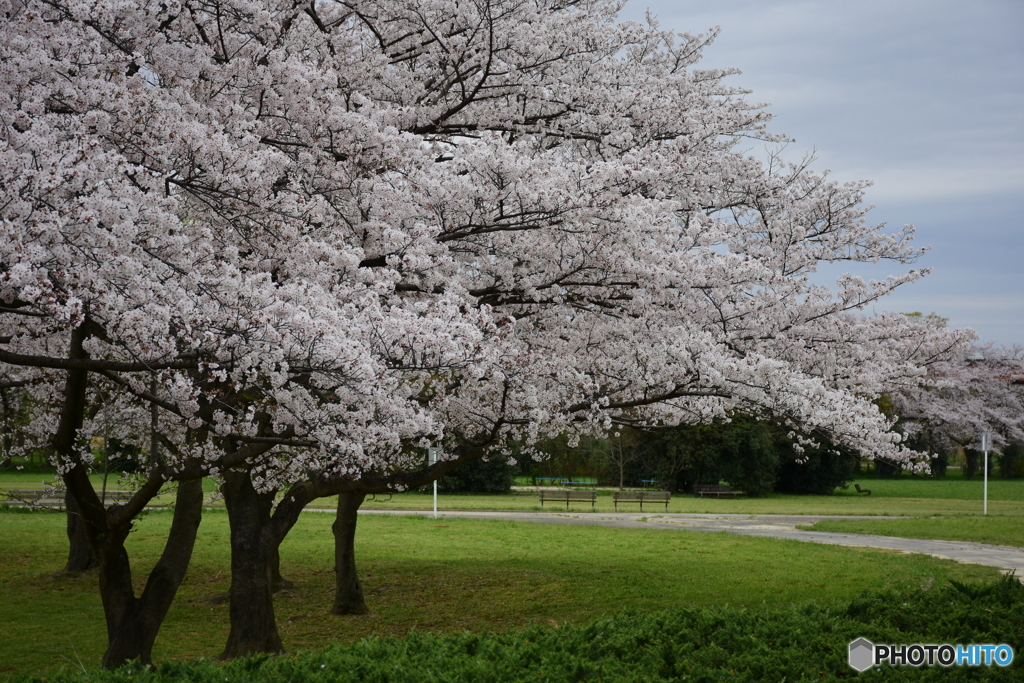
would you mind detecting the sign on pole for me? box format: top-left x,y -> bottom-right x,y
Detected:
428,447 -> 439,519
981,433 -> 989,515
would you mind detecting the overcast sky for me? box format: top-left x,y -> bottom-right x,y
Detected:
620,0 -> 1024,346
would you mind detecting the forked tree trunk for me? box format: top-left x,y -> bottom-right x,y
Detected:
99,478 -> 203,668
219,469 -> 284,659
52,321 -> 205,668
204,489 -> 292,607
332,491 -> 367,615
257,488 -> 293,593
267,543 -> 292,593
62,491 -> 97,574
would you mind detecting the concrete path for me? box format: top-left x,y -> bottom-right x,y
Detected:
359,509 -> 1024,579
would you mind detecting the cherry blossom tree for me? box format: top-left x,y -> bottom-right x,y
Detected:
2,0 -> 469,664
893,343 -> 1024,478
1,0 -> 977,665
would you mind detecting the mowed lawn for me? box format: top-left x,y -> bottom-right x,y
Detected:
0,507 -> 1003,678
3,469 -> 1023,517
356,477 -> 1024,517
801,516 -> 1024,548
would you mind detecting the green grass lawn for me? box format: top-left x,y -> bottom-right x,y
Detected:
351,486 -> 1024,517
0,470 -> 220,498
0,507 -> 1003,678
800,516 -> 1024,548
4,467 -> 1022,514
351,471 -> 1024,517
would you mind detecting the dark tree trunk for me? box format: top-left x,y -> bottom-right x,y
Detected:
332,491 -> 368,615
964,449 -> 980,480
61,491 -> 97,574
266,542 -> 292,593
99,478 -> 203,668
256,488 -> 293,593
50,320 -> 205,668
876,459 -> 903,479
196,487 -> 293,606
1,388 -> 12,469
220,469 -> 284,659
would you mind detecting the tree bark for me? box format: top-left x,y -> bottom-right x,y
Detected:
61,491 -> 97,574
99,478 -> 203,668
266,541 -> 292,594
964,448 -> 980,480
219,469 -> 284,659
0,390 -> 11,470
332,491 -> 368,615
257,488 -> 293,593
49,319 -> 205,668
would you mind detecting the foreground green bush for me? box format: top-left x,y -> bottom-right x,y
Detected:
13,575 -> 1023,682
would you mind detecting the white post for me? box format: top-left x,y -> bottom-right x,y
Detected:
981,433 -> 989,515
428,447 -> 439,519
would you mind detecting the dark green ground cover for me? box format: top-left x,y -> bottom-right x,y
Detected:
9,575 -> 1023,682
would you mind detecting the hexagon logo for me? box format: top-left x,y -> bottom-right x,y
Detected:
849,638 -> 875,672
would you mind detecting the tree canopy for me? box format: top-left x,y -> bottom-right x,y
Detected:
2,0 -> 972,475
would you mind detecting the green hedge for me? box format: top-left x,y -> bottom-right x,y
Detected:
14,575 -> 1023,682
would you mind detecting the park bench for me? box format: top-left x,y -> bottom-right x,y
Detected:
538,490 -> 597,509
3,489 -> 137,510
612,490 -> 670,511
693,484 -> 746,499
854,484 -> 872,495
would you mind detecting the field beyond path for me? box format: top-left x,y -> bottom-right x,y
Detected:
357,509 -> 1024,579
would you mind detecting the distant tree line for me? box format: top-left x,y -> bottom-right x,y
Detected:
439,415 -> 1024,495
439,416 -> 858,495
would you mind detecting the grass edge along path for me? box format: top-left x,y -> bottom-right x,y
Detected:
7,574 -> 1024,682
800,516 -> 1024,549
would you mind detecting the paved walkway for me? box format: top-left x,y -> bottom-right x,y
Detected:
359,509 -> 1024,579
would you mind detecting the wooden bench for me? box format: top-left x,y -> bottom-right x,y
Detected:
538,490 -> 597,509
854,484 -> 871,495
693,484 -> 746,498
612,490 -> 670,511
3,489 -> 137,510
